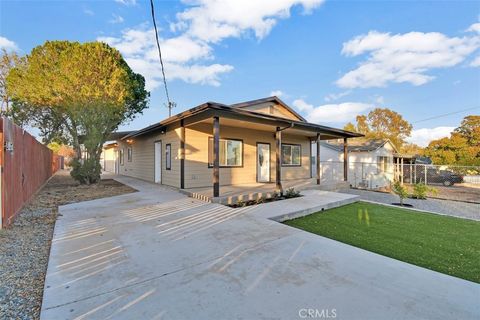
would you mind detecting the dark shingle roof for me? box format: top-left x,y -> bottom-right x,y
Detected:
107,131 -> 135,140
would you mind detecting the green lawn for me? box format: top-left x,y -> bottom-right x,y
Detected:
283,202 -> 480,283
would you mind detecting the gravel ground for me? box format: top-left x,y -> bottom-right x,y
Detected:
0,171 -> 136,320
341,188 -> 480,221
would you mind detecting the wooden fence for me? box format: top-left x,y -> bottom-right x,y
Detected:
0,117 -> 63,228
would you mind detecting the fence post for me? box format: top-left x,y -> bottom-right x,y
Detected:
424,164 -> 427,185
410,163 -> 412,184
400,158 -> 404,185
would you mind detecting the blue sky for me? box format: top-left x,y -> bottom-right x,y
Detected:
1,0 -> 479,146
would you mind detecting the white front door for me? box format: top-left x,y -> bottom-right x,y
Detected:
154,141 -> 162,183
257,143 -> 270,182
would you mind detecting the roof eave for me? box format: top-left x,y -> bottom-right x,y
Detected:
124,102 -> 363,139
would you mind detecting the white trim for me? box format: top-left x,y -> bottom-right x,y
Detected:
154,141 -> 162,184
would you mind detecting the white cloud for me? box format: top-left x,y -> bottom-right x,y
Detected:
173,0 -> 324,43
98,27 -> 233,90
467,22 -> 480,33
115,0 -> 136,5
109,14 -> 124,24
83,8 -> 94,16
99,1 -> 324,90
270,90 -> 284,97
337,23 -> 480,88
406,127 -> 455,147
292,99 -> 373,124
470,55 -> 480,67
0,36 -> 18,51
373,95 -> 384,104
324,90 -> 351,102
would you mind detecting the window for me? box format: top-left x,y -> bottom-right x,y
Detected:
127,147 -> 132,162
119,149 -> 124,165
165,144 -> 171,170
377,156 -> 390,173
282,144 -> 301,166
208,138 -> 243,167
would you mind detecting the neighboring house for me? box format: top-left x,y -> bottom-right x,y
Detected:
311,139 -> 397,189
100,131 -> 134,174
101,142 -> 118,173
110,96 -> 362,197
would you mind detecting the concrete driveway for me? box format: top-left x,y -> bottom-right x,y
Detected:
41,176 -> 480,320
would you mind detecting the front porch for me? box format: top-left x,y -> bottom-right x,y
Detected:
181,178 -> 349,204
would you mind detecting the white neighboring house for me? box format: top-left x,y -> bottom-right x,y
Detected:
311,139 -> 397,189
100,131 -> 134,174
100,142 -> 119,174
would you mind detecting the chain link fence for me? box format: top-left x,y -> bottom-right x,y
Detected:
396,164 -> 480,203
315,161 -> 480,203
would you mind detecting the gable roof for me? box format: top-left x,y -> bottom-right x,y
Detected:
230,96 -> 307,122
120,99 -> 363,140
322,139 -> 397,153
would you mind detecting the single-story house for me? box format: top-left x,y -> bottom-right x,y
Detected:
101,142 -> 119,173
107,96 -> 362,197
100,131 -> 134,174
312,139 -> 397,189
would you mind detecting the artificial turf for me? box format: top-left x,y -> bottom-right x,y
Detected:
283,201 -> 480,283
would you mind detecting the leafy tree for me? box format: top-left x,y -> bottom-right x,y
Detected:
424,115 -> 480,166
48,141 -> 74,156
424,130 -> 479,166
454,115 -> 480,146
346,108 -> 412,150
356,114 -> 370,135
0,49 -> 25,115
7,41 -> 149,183
401,143 -> 424,156
343,122 -> 357,133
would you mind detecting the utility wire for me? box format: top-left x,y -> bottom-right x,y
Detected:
150,0 -> 175,117
412,106 -> 479,124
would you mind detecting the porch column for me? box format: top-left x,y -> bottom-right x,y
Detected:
316,133 -> 321,185
343,138 -> 348,182
180,119 -> 185,189
213,116 -> 220,197
400,157 -> 404,185
275,127 -> 283,194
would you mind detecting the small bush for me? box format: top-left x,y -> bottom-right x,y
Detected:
70,158 -> 101,184
236,199 -> 246,207
284,187 -> 301,199
392,181 -> 409,206
256,196 -> 266,204
412,183 -> 437,199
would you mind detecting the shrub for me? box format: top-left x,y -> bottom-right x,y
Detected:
284,187 -> 301,199
70,158 -> 101,184
236,199 -> 246,207
256,196 -> 266,204
392,181 -> 409,206
412,183 -> 437,199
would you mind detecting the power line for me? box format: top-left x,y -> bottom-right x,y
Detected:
149,0 -> 175,117
412,106 -> 479,124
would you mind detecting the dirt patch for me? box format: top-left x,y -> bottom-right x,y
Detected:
428,184 -> 480,203
0,170 -> 136,320
403,183 -> 480,203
